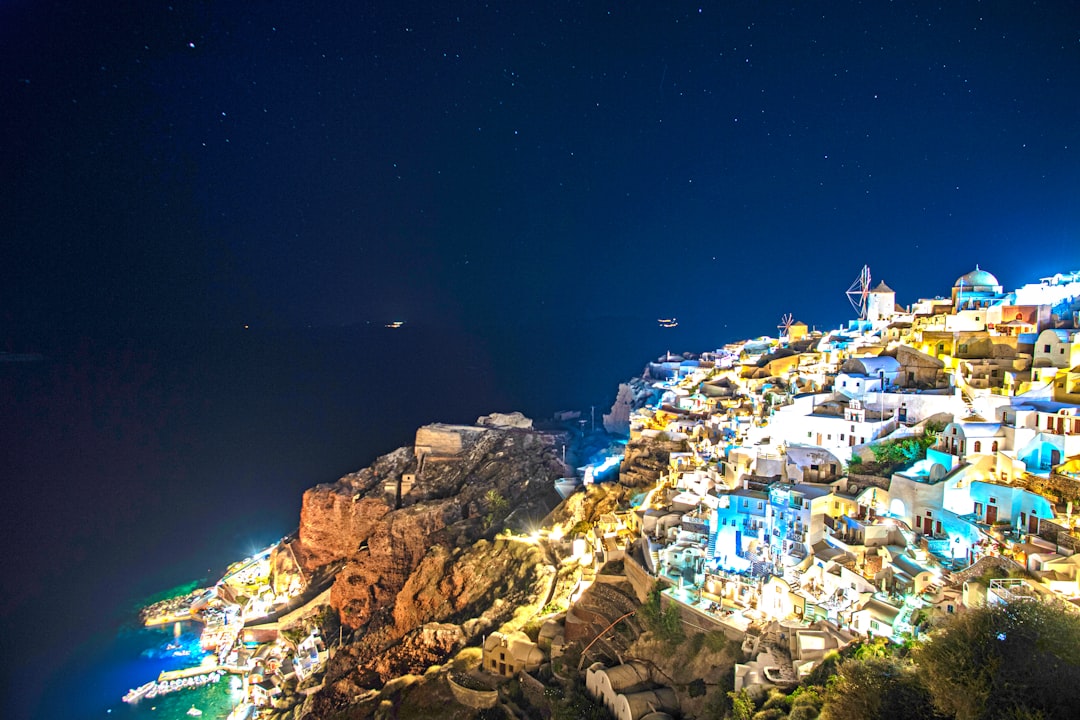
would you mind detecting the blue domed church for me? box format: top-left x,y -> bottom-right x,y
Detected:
951,265 -> 1005,311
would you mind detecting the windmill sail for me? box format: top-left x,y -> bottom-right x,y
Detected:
846,265 -> 872,320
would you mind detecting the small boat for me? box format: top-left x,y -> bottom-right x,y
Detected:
187,707 -> 203,717
658,317 -> 678,328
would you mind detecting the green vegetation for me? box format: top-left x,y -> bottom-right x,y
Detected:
714,601 -> 1080,720
544,678 -> 608,720
821,655 -> 940,720
860,422 -> 944,475
916,600 -> 1080,720
638,582 -> 685,646
483,489 -> 509,530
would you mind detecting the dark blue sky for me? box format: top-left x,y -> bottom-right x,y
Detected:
4,1 -> 1079,335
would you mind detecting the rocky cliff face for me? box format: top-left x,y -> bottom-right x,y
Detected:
330,499 -> 462,628
290,420 -> 565,717
295,446 -> 414,571
603,377 -> 659,435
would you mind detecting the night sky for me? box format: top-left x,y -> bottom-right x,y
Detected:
3,2 -> 1080,334
2,4 -> 1080,716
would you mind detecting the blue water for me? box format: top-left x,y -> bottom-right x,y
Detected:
1,318 -> 753,719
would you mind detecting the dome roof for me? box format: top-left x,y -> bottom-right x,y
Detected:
954,265 -> 999,288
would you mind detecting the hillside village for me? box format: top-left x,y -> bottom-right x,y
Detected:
551,265 -> 1080,715
134,266 -> 1080,720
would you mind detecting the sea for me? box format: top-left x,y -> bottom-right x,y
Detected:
0,317 -> 756,719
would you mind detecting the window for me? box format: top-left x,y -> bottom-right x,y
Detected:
1044,344 -> 1052,352
758,501 -> 764,510
926,510 -> 933,517
990,497 -> 997,504
851,424 -> 855,432
974,441 -> 981,452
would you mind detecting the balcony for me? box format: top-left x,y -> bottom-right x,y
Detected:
988,578 -> 1040,605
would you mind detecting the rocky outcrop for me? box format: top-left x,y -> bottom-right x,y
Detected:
295,447 -> 415,571
330,499 -> 460,628
293,422 -> 566,717
371,623 -> 467,681
604,377 -> 658,435
297,493 -> 391,571
391,538 -> 550,635
476,411 -> 533,429
619,435 -> 685,488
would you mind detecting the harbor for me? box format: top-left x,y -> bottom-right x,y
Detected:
121,539 -> 328,719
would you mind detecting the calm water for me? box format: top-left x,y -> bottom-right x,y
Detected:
1,318 -> 751,719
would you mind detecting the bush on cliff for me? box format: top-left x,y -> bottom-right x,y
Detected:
915,600 -> 1080,720
638,582 -> 685,646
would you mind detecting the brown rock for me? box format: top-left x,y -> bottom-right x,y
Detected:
330,499 -> 460,629
296,488 -> 391,572
392,538 -> 548,635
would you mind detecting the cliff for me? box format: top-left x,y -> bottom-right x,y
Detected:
603,376 -> 660,435
282,418 -> 566,717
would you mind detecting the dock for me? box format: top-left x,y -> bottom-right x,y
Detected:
144,608 -> 197,627
158,663 -> 221,682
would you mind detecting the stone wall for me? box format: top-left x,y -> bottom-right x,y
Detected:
623,554 -> 659,603
415,425 -> 469,458
661,592 -> 745,641
846,473 -> 892,491
447,675 -> 498,709
1011,472 -> 1080,507
952,555 -> 1025,584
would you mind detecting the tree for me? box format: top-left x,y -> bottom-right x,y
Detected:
916,600 -> 1080,720
727,688 -> 756,720
483,488 -> 509,530
638,582 -> 685,646
820,655 -> 940,720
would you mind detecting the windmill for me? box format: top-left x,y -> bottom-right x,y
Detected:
846,265 -> 872,320
777,313 -> 795,338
